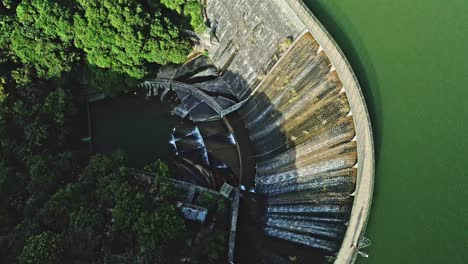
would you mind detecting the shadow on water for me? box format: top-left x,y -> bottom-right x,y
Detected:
304,1 -> 383,173
83,63 -> 176,169
89,96 -> 173,168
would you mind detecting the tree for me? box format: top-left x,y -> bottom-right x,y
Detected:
1,0 -> 21,10
184,0 -> 205,33
0,77 -> 7,104
81,64 -> 138,96
10,0 -> 78,78
73,0 -> 193,79
132,204 -> 185,251
19,232 -> 62,264
161,0 -> 206,34
144,159 -> 171,179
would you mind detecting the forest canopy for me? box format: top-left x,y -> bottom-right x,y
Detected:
0,0 -> 205,263
0,0 -> 203,80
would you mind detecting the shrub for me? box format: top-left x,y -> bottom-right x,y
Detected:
19,232 -> 63,264
0,77 -> 7,104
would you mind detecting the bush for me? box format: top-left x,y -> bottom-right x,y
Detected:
161,0 -> 205,33
69,206 -> 103,235
27,156 -> 54,196
160,0 -> 186,14
184,0 -> 205,33
143,159 -> 171,179
19,232 -> 63,264
0,77 -> 7,104
133,204 -> 185,251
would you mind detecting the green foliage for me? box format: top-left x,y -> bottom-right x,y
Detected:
16,0 -> 74,42
2,0 -> 12,9
10,27 -> 77,79
0,15 -> 14,50
73,154 -> 185,259
42,88 -> 67,126
69,206 -> 103,235
1,0 -> 20,10
184,0 -> 205,33
144,159 -> 178,199
201,49 -> 210,58
197,191 -> 217,207
0,77 -> 74,154
143,159 -> 171,180
133,204 -> 185,251
82,65 -> 138,96
11,0 -> 78,78
217,198 -> 228,216
73,0 -> 192,78
23,156 -> 59,217
19,232 -> 62,264
160,0 -> 186,14
38,183 -> 75,230
1,0 -> 203,91
112,182 -> 145,231
81,152 -> 126,187
10,67 -> 33,86
0,77 -> 7,104
161,0 -> 205,33
325,255 -> 337,263
27,156 -> 54,196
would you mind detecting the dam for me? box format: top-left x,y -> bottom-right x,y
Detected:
133,0 -> 375,263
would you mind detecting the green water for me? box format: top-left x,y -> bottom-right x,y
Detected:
90,96 -> 172,168
303,0 -> 468,263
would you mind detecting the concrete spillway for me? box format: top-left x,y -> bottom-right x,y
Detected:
231,32 -> 357,254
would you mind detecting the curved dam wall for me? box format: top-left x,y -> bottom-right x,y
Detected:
204,0 -> 374,262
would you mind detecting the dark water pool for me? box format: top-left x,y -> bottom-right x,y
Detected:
90,96 -> 172,168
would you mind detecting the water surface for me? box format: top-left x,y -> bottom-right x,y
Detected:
90,96 -> 172,168
303,0 -> 468,263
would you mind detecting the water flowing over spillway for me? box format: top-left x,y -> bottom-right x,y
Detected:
235,33 -> 357,254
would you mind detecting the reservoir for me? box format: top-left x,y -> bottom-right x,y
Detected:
303,0 -> 468,263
